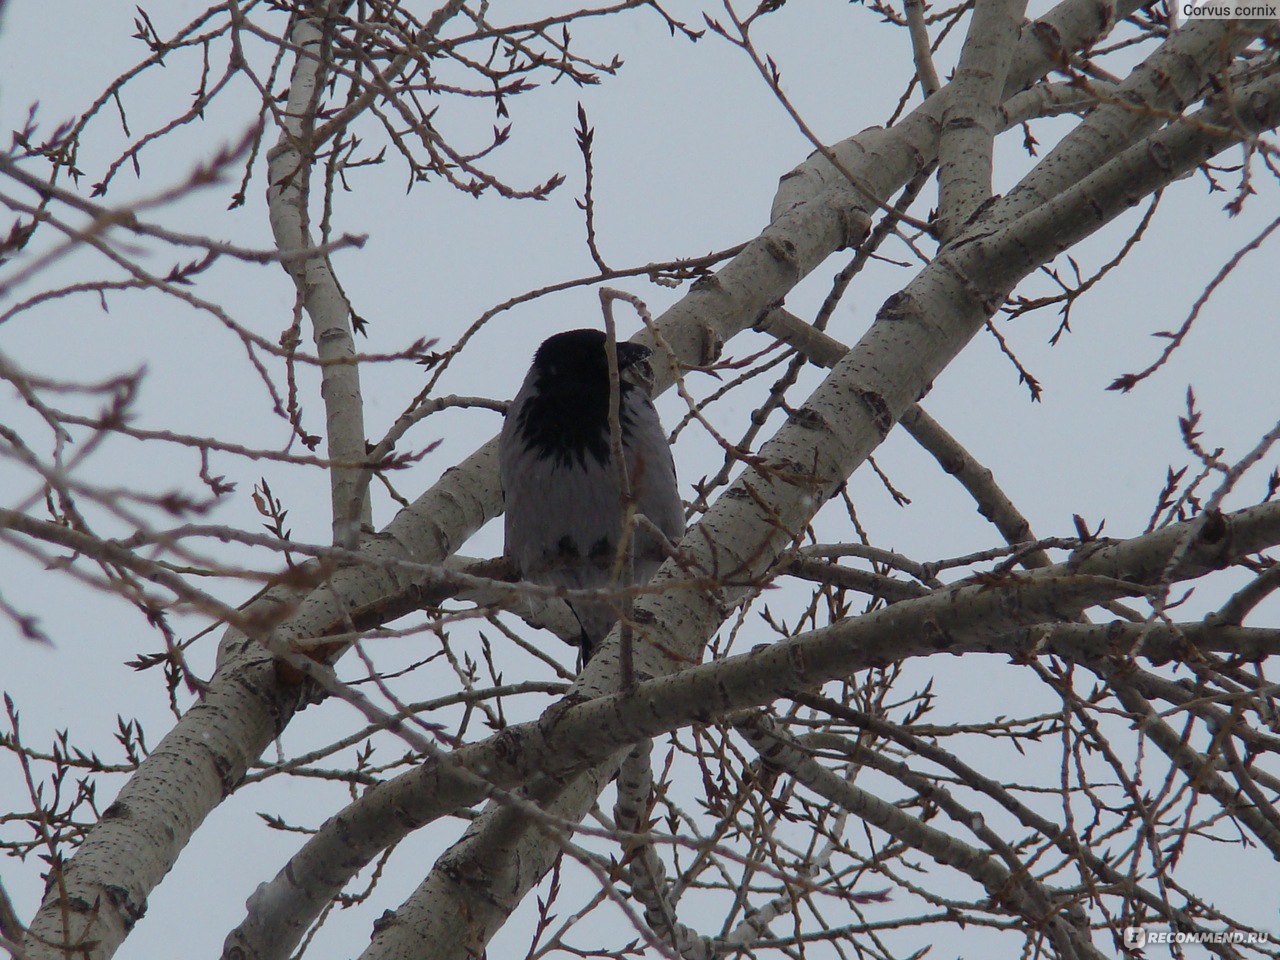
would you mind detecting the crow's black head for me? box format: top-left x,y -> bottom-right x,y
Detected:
517,329 -> 651,467
531,329 -> 650,385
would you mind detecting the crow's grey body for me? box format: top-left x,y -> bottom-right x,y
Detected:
499,330 -> 684,660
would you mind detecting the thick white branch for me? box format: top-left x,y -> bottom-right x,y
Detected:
935,0 -> 1028,241
612,743 -> 713,960
266,3 -> 371,547
980,20 -> 1270,232
19,1 -> 1224,957
352,769 -> 615,960
341,22 -> 1280,960
228,501 -> 1280,960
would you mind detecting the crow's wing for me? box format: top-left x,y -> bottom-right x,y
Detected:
621,388 -> 684,584
499,375 -> 683,654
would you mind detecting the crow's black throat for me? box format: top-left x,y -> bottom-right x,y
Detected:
516,329 -> 647,468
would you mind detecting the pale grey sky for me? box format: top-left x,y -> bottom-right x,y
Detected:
2,1 -> 1278,956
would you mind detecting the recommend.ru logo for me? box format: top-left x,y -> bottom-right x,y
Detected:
1123,926 -> 1274,951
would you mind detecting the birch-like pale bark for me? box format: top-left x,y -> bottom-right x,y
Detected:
354,768 -> 614,960
610,743 -> 713,960
266,2 -> 371,548
903,0 -> 942,95
345,771 -> 621,960
254,58 -> 1280,942
354,68 -> 1280,960
755,308 -> 1050,567
998,80 -> 1104,129
1021,623 -> 1280,666
712,763 -> 850,950
767,0 -> 1142,220
981,19 -> 1271,231
225,499 -> 1280,960
17,0 -> 1224,955
17,7 -> 471,960
935,0 -> 1027,242
373,743 -> 720,960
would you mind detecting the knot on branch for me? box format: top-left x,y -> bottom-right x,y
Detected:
854,388 -> 895,438
876,290 -> 915,322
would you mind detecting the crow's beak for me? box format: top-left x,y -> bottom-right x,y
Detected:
617,343 -> 655,395
616,342 -> 651,369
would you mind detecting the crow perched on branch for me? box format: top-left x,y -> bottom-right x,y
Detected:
499,329 -> 684,663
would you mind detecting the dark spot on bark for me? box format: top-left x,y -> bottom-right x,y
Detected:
1031,21 -> 1066,64
877,291 -> 912,322
762,236 -> 798,268
700,324 -> 725,366
556,535 -> 580,560
965,195 -> 1000,227
490,727 -> 519,764
789,407 -> 826,431
212,749 -> 237,798
102,800 -> 130,821
104,884 -> 147,929
926,619 -> 952,650
540,694 -> 588,736
786,641 -> 806,678
1248,90 -> 1271,125
837,206 -> 872,250
981,291 -> 1006,314
854,389 -> 894,438
1200,509 -> 1227,544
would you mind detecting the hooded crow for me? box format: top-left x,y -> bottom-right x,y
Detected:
499,329 -> 684,662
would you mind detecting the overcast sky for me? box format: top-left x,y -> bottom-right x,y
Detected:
2,0 -> 1278,956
